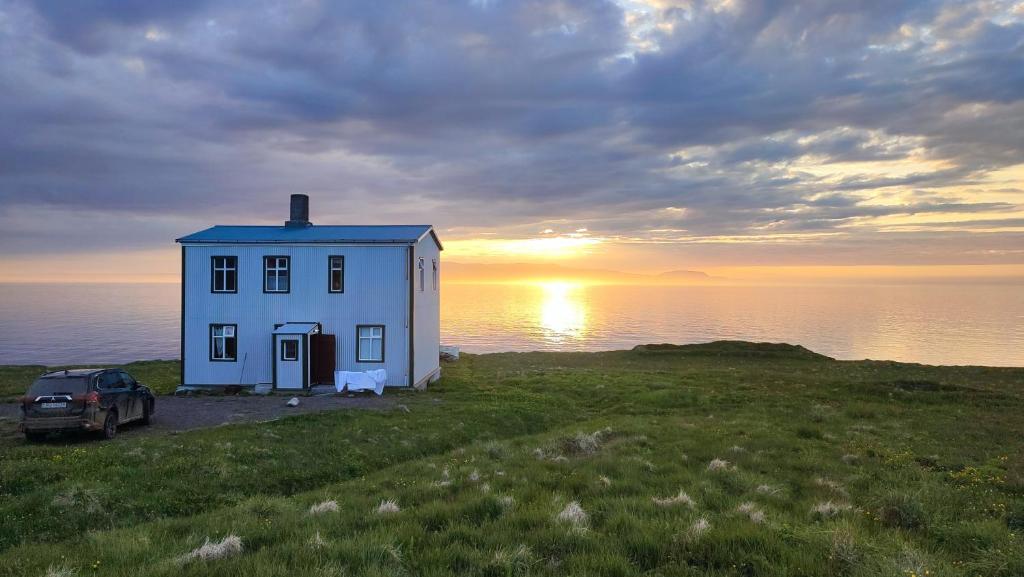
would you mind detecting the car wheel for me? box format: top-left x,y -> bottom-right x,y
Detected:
25,431 -> 47,442
102,410 -> 118,440
141,400 -> 152,425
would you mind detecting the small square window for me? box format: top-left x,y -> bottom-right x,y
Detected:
211,256 -> 237,293
281,339 -> 298,361
357,325 -> 384,362
210,324 -> 237,361
264,256 -> 290,293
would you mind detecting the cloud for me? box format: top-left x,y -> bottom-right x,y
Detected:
0,0 -> 1021,266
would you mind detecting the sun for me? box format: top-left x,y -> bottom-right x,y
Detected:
538,281 -> 587,339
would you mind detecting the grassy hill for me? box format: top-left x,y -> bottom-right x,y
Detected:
0,344 -> 1022,576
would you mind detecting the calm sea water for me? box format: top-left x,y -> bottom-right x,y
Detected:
1,282 -> 1022,367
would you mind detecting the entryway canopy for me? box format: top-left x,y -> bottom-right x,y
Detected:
273,322 -> 320,336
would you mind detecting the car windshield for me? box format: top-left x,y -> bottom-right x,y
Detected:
27,376 -> 90,396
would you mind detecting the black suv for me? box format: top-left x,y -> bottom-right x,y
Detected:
20,368 -> 155,441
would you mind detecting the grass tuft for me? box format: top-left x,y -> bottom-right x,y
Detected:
876,493 -> 926,530
44,566 -> 75,577
811,501 -> 851,519
815,477 -> 848,497
652,490 -> 695,508
555,501 -> 588,530
707,458 -> 732,472
177,535 -> 243,564
376,500 -> 401,515
487,544 -> 534,576
687,516 -> 710,540
736,501 -> 765,523
308,500 -> 339,515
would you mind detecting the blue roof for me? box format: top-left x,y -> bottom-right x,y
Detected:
273,322 -> 320,335
177,225 -> 441,249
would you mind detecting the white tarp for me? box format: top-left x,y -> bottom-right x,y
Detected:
334,369 -> 387,395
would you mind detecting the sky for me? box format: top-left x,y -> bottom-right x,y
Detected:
1,0 -> 1023,282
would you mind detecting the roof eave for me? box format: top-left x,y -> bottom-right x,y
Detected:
177,239 -> 419,245
416,227 -> 444,251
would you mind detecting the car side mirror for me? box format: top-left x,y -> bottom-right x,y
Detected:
131,382 -> 140,390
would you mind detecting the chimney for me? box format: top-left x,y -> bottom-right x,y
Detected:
285,194 -> 311,227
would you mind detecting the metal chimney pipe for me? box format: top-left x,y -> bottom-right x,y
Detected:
286,194 -> 310,227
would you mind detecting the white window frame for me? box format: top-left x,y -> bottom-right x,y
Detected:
418,257 -> 425,292
210,324 -> 237,361
264,256 -> 290,293
357,325 -> 384,362
280,339 -> 298,361
328,255 -> 344,293
432,259 -> 438,291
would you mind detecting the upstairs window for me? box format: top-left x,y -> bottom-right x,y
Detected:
211,256 -> 237,293
432,259 -> 438,290
418,257 -> 425,291
264,256 -> 290,293
357,325 -> 384,362
210,324 -> 237,362
328,255 -> 344,293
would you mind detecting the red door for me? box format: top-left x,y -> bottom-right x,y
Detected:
309,334 -> 337,385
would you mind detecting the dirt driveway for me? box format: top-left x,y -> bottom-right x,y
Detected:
0,393 -> 397,438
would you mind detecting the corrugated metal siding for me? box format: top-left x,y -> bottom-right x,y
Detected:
412,237 -> 441,385
183,244 -> 410,386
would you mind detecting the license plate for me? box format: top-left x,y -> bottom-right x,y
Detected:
41,402 -> 67,409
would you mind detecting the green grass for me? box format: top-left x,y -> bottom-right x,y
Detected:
0,342 -> 1022,576
0,360 -> 181,400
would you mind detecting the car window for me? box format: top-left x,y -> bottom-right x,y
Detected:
119,372 -> 136,387
97,372 -> 121,390
28,377 -> 89,396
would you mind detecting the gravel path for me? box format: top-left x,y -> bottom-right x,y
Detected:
0,393 -> 396,437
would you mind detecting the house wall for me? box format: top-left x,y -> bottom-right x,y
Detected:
412,235 -> 441,386
182,244 -> 410,387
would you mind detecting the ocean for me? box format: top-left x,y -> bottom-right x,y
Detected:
1,282 -> 1022,367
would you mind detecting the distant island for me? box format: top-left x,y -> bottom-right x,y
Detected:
442,262 -> 723,284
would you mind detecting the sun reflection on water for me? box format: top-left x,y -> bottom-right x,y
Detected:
537,281 -> 587,342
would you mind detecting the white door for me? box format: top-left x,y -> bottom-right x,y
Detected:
274,335 -> 305,390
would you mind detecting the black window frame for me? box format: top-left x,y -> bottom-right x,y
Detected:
280,339 -> 299,361
210,256 -> 238,294
328,255 -> 345,293
209,323 -> 238,362
356,324 -> 385,363
263,255 -> 291,294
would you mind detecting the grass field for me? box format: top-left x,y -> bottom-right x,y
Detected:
0,342 -> 1022,576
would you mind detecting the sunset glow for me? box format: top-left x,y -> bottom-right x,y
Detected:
444,235 -> 603,262
538,281 -> 587,341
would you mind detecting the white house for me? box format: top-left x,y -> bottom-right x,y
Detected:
176,194 -> 442,391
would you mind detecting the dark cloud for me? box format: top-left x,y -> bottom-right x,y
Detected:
0,0 -> 1021,264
